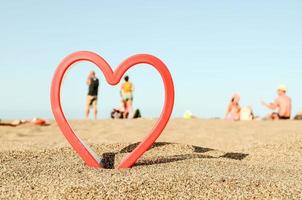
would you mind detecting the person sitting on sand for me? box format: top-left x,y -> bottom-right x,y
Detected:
120,75 -> 134,118
111,98 -> 142,119
261,85 -> 292,120
85,71 -> 99,120
225,94 -> 241,121
111,101 -> 127,119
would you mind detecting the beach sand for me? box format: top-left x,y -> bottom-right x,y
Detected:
1,119 -> 302,199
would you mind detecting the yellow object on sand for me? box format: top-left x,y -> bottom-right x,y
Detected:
183,111 -> 193,119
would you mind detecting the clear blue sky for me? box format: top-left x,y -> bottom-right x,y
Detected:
1,1 -> 302,119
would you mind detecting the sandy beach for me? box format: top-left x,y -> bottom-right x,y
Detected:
0,119 -> 302,199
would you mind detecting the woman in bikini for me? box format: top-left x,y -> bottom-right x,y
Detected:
225,94 -> 241,121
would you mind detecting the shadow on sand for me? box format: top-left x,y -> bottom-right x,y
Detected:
101,142 -> 249,169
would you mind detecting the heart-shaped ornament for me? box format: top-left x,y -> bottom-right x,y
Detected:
50,51 -> 174,169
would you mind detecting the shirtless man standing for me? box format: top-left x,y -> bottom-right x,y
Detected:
262,85 -> 292,120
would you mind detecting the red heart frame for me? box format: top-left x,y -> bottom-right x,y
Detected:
50,51 -> 174,169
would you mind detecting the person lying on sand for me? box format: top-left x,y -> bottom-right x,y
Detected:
225,94 -> 241,121
0,118 -> 48,127
261,85 -> 292,120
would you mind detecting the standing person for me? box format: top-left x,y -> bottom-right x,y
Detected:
261,85 -> 292,120
225,94 -> 241,121
120,75 -> 134,118
85,71 -> 99,120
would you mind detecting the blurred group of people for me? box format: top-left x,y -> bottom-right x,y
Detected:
85,71 -> 301,121
225,85 -> 302,121
85,71 -> 136,120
